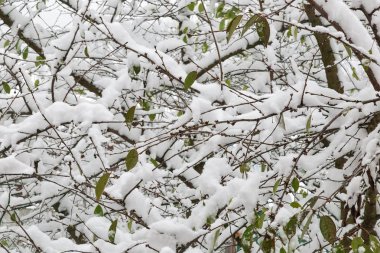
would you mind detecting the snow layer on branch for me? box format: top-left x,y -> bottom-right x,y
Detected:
0,102 -> 113,148
312,0 -> 380,83
27,225 -> 94,252
0,156 -> 34,174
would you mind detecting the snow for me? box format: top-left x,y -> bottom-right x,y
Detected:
0,0 -> 379,252
0,156 -> 34,174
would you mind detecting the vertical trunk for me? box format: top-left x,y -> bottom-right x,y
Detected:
304,4 -> 342,93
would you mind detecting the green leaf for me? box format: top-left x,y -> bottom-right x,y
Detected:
94,204 -> 104,216
240,163 -> 250,174
149,114 -> 156,121
141,100 -> 150,111
279,113 -> 286,130
284,215 -> 297,238
184,71 -> 197,91
10,212 -> 17,222
290,201 -> 301,208
287,27 -> 292,38
183,35 -> 188,43
216,3 -> 225,17
226,15 -> 243,42
241,15 -> 258,37
35,55 -> 45,67
280,248 -> 286,253
22,47 -> 28,60
273,179 -> 281,193
150,158 -> 159,167
3,40 -> 9,48
108,219 -> 118,243
133,65 -> 140,75
187,2 -> 195,11
344,44 -> 352,58
351,236 -> 364,253
293,26 -> 298,39
125,148 -> 138,171
261,235 -> 274,253
0,239 -> 9,247
198,3 -> 204,12
219,19 -> 226,31
2,81 -> 10,94
301,35 -> 306,44
127,219 -> 133,232
84,46 -> 89,57
261,162 -> 267,172
370,235 -> 380,251
124,106 -> 136,126
255,16 -> 270,47
301,212 -> 313,239
306,114 -> 312,133
320,216 -> 336,244
202,42 -> 208,53
352,67 -> 359,80
206,215 -> 215,226
305,196 -> 318,209
34,79 -> 40,87
241,224 -> 254,253
291,177 -> 299,192
210,228 -> 221,251
95,172 -> 110,201
15,40 -> 21,55
254,210 -> 266,229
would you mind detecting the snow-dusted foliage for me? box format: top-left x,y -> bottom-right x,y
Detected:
0,0 -> 379,252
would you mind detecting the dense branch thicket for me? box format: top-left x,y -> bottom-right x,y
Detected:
0,0 -> 379,252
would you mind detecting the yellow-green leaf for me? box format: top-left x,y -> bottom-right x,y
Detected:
284,215 -> 297,238
125,148 -> 138,171
2,81 -> 10,94
352,67 -> 359,80
133,65 -> 140,75
351,236 -> 363,253
84,46 -> 89,57
184,71 -> 197,91
3,40 -> 9,48
219,19 -> 226,31
94,204 -> 104,216
290,201 -> 301,208
241,15 -> 260,37
198,3 -> 204,12
273,179 -> 281,193
301,212 -> 313,239
124,106 -> 136,125
108,219 -> 118,243
22,47 -> 28,60
127,219 -> 133,232
306,114 -> 312,133
226,15 -> 243,42
95,172 -> 110,201
344,44 -> 352,58
291,177 -> 299,192
320,216 -> 336,244
187,2 -> 195,11
255,16 -> 270,47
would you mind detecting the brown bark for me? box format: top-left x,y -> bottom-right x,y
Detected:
304,4 -> 342,93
